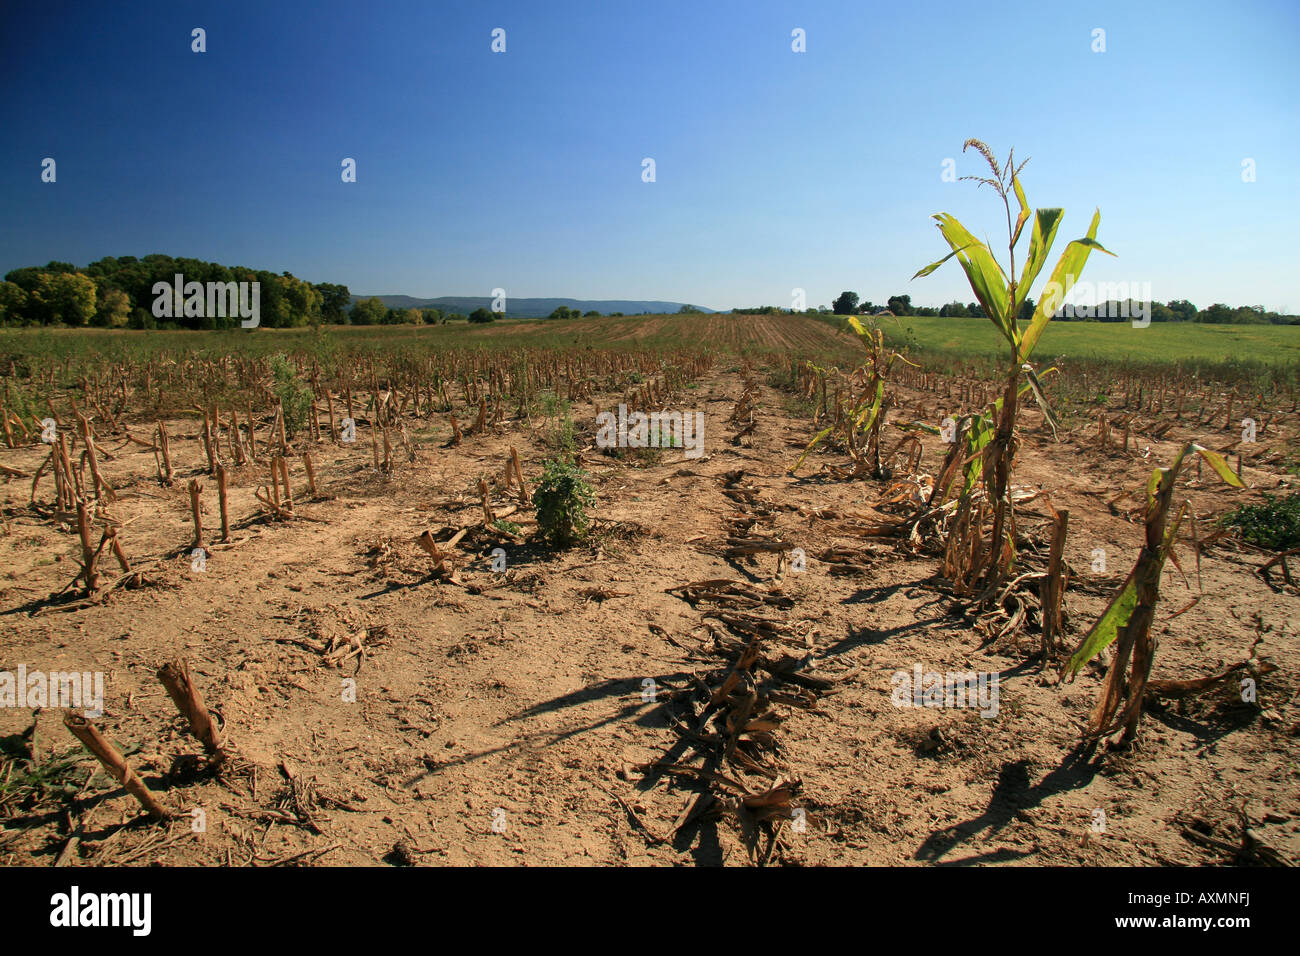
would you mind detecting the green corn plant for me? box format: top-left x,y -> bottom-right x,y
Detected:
790,316 -> 913,478
1060,443 -> 1242,744
914,139 -> 1114,591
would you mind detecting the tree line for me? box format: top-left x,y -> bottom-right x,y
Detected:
0,256 -> 644,328
0,256 -> 353,329
347,297 -> 485,326
820,291 -> 1298,324
0,256 -> 502,329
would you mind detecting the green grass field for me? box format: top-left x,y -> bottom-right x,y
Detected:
880,314 -> 1300,367
3,313 -> 1297,384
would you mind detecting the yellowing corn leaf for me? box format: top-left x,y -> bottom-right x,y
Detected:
1192,444 -> 1245,488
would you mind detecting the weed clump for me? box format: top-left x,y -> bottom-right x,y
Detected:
1222,493 -> 1300,551
533,458 -> 596,547
492,517 -> 522,536
269,353 -> 313,438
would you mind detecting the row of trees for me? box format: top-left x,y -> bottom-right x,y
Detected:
0,256 -> 351,329
834,290 -> 1032,320
548,306 -> 602,319
345,297 -> 482,326
828,290 -> 1297,324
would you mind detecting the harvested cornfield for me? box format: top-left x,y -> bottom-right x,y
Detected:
1,315 -> 1296,868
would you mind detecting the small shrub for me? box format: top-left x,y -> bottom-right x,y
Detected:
269,353 -> 313,438
534,458 -> 596,547
3,381 -> 36,423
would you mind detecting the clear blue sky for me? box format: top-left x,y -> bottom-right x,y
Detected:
2,0 -> 1297,311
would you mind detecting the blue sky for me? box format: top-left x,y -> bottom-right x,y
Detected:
2,0 -> 1297,311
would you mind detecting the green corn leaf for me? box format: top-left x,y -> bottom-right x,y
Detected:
1017,208 -> 1113,364
1062,569 -> 1139,678
912,243 -> 976,280
962,414 -> 995,493
853,379 -> 885,432
898,421 -> 941,436
1014,208 -> 1064,316
1074,238 -> 1114,254
1145,466 -> 1166,507
1011,175 -> 1031,250
931,213 -> 1012,332
1070,441 -> 1241,675
791,424 -> 835,473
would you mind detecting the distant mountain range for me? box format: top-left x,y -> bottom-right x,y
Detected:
348,295 -> 714,318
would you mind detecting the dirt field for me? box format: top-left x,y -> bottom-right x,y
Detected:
1,327 -> 1297,867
